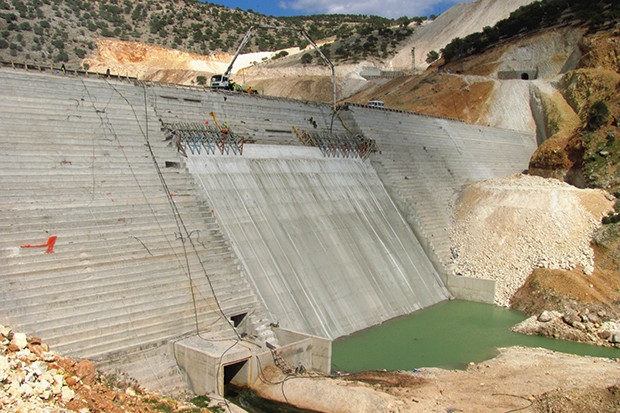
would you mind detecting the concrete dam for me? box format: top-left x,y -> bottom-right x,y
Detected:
0,66 -> 536,395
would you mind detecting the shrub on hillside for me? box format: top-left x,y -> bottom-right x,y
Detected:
301,52 -> 313,64
587,101 -> 610,130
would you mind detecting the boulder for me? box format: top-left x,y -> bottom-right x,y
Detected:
61,386 -> 75,403
10,333 -> 28,350
75,359 -> 96,385
538,310 -> 559,322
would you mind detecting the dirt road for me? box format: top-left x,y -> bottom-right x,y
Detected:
252,346 -> 620,413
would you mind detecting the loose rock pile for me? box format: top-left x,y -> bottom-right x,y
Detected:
0,325 -> 212,413
513,309 -> 620,347
450,174 -> 613,307
1,325 -> 74,412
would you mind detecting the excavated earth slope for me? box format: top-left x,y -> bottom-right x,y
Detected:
451,174 -> 614,307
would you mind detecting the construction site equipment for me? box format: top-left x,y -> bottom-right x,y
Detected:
368,99 -> 385,108
210,26 -> 337,109
210,27 -> 256,90
293,126 -> 375,159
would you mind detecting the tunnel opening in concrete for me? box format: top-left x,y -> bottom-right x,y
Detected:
224,359 -> 250,387
230,312 -> 247,328
521,72 -> 529,80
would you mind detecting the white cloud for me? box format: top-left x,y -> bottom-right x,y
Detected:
278,0 -> 465,19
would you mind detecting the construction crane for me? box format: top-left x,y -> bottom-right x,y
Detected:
209,26 -> 256,90
210,26 -> 338,110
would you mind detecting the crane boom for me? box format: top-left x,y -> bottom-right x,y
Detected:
210,26 -> 256,90
210,26 -> 338,109
303,29 -> 337,110
224,26 -> 257,78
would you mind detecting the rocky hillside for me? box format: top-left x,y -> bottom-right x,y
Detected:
386,0 -> 537,72
0,0 -> 284,64
0,0 -> 422,67
343,0 -> 620,347
79,0 -> 541,104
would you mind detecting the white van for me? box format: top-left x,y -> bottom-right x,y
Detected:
368,99 -> 384,108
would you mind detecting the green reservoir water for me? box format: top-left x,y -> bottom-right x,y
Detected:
332,300 -> 620,373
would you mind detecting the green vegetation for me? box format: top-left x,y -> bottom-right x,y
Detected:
271,50 -> 289,59
441,0 -> 620,62
189,394 -> 224,411
425,50 -> 439,64
189,395 -> 210,408
300,52 -> 313,64
144,396 -> 175,413
140,394 -> 225,413
583,128 -> 620,191
587,100 -> 611,131
0,0 -> 429,66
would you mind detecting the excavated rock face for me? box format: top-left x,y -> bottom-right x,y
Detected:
83,39 -> 236,84
528,30 -> 620,194
577,31 -> 620,72
514,31 -> 620,341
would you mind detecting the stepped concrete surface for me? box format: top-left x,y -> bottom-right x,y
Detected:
146,83 -> 349,145
346,105 -> 537,299
0,68 -> 271,393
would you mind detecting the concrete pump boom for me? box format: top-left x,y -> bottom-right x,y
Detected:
264,26 -> 337,110
224,27 -> 257,80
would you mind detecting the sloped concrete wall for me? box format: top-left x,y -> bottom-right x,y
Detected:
348,107 -> 536,303
185,145 -> 451,340
0,68 -> 537,393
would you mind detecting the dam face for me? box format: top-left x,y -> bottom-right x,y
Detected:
185,145 -> 450,339
0,67 -> 536,393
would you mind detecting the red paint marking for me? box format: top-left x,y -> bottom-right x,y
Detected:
21,236 -> 57,254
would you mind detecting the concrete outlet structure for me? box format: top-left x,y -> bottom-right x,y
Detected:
175,329 -> 330,395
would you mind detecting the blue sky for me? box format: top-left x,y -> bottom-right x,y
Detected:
207,0 -> 470,19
